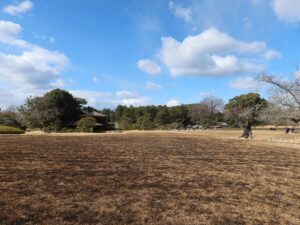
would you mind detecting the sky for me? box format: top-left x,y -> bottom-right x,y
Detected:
0,0 -> 299,109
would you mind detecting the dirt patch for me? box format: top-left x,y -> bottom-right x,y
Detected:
1,133 -> 300,224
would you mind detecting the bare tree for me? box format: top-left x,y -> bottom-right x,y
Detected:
257,70 -> 300,124
189,96 -> 224,127
258,104 -> 298,125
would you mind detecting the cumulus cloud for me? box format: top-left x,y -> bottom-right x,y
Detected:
3,0 -> 33,16
228,76 -> 259,90
0,20 -> 68,91
0,20 -> 26,47
166,99 -> 179,107
118,97 -> 150,106
264,49 -> 281,60
69,90 -> 112,107
272,0 -> 300,23
137,59 -> 161,75
169,1 -> 192,22
146,81 -> 162,90
159,27 -> 270,77
0,20 -> 69,108
114,90 -> 150,106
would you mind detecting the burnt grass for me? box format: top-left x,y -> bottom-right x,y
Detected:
0,133 -> 300,225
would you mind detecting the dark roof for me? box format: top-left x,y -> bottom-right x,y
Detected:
81,111 -> 106,118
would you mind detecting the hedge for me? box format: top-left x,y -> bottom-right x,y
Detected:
0,126 -> 25,134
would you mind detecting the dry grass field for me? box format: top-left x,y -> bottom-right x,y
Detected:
1,132 -> 300,225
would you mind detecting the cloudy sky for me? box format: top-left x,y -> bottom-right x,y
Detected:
0,0 -> 299,109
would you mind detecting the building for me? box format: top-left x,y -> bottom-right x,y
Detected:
80,111 -> 107,131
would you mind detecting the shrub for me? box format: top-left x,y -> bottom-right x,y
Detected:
76,117 -> 97,132
0,126 -> 25,134
60,128 -> 76,133
42,119 -> 62,133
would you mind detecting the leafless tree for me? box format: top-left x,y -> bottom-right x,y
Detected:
189,96 -> 224,126
0,105 -> 23,124
257,69 -> 300,125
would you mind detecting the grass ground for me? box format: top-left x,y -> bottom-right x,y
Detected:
1,132 -> 300,224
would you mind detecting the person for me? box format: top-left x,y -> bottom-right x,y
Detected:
240,122 -> 252,139
285,127 -> 290,134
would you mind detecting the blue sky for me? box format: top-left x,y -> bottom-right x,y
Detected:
0,0 -> 299,109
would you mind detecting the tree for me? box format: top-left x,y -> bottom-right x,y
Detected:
19,96 -> 60,130
155,107 -> 170,125
115,105 -> 126,121
45,89 -> 85,125
225,93 -> 267,127
19,89 -> 86,131
169,105 -> 190,128
258,72 -> 300,124
76,117 -> 97,132
189,96 -> 224,127
135,114 -> 155,130
100,108 -> 116,123
118,115 -> 133,130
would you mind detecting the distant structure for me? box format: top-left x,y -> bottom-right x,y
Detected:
80,111 -> 107,131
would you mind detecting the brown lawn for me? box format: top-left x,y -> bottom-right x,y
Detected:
0,132 -> 300,225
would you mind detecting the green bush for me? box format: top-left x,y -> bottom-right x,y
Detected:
0,126 -> 25,134
42,119 -> 62,133
76,117 -> 97,132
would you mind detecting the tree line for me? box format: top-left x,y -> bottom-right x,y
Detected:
2,88 -> 271,132
2,69 -> 300,133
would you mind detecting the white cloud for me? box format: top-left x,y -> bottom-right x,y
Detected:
118,97 -> 150,106
0,47 -> 68,90
264,49 -> 281,60
137,59 -> 161,75
146,81 -> 162,90
0,20 -> 26,48
69,90 -> 112,107
272,0 -> 300,23
228,76 -> 259,90
0,86 -> 27,109
3,0 -> 33,16
166,99 -> 179,107
0,20 -> 69,108
159,27 -> 269,77
50,79 -> 65,88
0,20 -> 68,91
115,90 -> 150,106
116,90 -> 138,98
169,1 -> 192,22
295,71 -> 300,79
